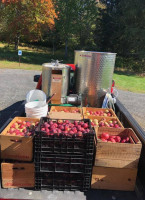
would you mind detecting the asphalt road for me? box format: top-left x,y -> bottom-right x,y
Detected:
117,90 -> 145,131
0,69 -> 41,127
0,69 -> 41,110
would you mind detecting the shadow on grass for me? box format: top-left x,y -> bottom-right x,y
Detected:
114,69 -> 137,77
0,46 -> 74,65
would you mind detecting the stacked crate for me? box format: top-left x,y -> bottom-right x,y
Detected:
82,107 -> 142,191
92,127 -> 142,191
0,117 -> 39,188
34,117 -> 95,191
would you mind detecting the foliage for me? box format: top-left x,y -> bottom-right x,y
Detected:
0,0 -> 145,73
53,0 -> 98,57
94,0 -> 145,73
0,0 -> 57,49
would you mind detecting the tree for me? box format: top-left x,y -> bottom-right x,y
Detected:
94,0 -> 145,72
75,0 -> 98,49
0,0 -> 57,50
53,0 -> 98,57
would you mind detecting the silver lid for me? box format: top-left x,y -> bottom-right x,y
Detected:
74,50 -> 117,55
42,60 -> 70,70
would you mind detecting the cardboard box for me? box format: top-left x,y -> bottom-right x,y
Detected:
1,162 -> 35,188
0,117 -> 39,161
83,107 -> 117,119
49,106 -> 83,120
95,128 -> 142,168
91,166 -> 137,191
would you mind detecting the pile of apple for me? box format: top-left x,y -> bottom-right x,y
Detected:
6,120 -> 39,136
98,132 -> 130,143
90,119 -> 99,127
85,109 -> 113,117
40,120 -> 91,137
52,108 -> 80,113
98,118 -> 121,128
90,118 -> 121,128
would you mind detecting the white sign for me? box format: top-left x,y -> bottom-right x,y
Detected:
18,50 -> 22,56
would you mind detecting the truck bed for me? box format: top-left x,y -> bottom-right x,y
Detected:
0,99 -> 144,200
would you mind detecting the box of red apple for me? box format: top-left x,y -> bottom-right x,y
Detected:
94,127 -> 142,168
83,107 -> 117,119
0,117 -> 39,161
89,116 -> 124,128
49,106 -> 83,120
34,117 -> 95,155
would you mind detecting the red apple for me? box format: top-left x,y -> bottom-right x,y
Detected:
107,113 -> 111,117
115,136 -> 121,142
17,120 -> 22,124
109,123 -> 114,127
101,138 -> 107,142
9,128 -> 15,134
114,124 -> 119,128
101,132 -> 109,140
26,122 -> 31,127
121,139 -> 126,143
78,131 -> 83,137
83,123 -> 88,128
19,124 -> 25,129
22,121 -> 27,125
110,138 -> 116,143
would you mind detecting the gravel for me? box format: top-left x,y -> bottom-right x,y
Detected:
117,90 -> 145,131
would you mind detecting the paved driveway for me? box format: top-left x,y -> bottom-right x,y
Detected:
0,69 -> 41,110
0,69 -> 41,127
117,90 -> 145,131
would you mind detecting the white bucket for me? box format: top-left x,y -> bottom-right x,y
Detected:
25,101 -> 48,118
26,89 -> 46,103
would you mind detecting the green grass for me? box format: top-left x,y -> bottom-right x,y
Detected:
0,60 -> 42,70
113,71 -> 145,93
0,43 -> 74,69
0,43 -> 145,93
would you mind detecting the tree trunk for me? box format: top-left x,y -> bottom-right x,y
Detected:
65,39 -> 68,58
52,39 -> 55,55
15,35 -> 20,50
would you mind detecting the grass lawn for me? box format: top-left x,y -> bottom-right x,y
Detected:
0,60 -> 42,70
113,71 -> 145,93
0,43 -> 145,93
0,42 -> 74,68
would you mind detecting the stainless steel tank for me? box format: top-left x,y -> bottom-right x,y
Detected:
75,51 -> 116,107
42,61 -> 70,103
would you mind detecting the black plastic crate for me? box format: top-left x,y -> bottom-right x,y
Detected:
34,118 -> 95,155
35,172 -> 91,191
34,154 -> 93,174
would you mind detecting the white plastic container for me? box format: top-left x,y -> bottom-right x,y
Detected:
25,101 -> 48,118
26,90 -> 46,103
